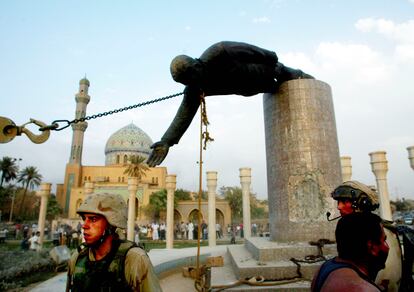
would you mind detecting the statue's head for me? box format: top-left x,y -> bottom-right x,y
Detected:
170,55 -> 203,85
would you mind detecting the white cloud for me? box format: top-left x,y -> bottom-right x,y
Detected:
355,18 -> 414,63
395,44 -> 414,62
355,18 -> 414,44
252,16 -> 270,23
314,42 -> 389,84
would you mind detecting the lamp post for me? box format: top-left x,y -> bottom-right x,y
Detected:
9,158 -> 22,222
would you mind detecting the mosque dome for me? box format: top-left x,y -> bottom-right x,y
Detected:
104,123 -> 153,166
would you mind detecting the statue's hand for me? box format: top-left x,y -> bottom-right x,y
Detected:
147,141 -> 170,167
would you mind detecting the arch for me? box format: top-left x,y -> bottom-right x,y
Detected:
116,155 -> 120,164
76,199 -> 83,210
123,155 -> 128,164
216,209 -> 225,228
188,209 -> 203,224
174,209 -> 182,224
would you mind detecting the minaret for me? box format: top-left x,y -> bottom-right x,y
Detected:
60,78 -> 91,215
69,77 -> 90,164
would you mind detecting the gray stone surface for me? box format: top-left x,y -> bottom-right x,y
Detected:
245,237 -> 336,262
212,247 -> 314,291
263,79 -> 341,242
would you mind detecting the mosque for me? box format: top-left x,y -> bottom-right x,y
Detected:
55,78 -> 231,227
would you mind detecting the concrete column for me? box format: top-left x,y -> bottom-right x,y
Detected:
240,168 -> 252,239
127,177 -> 139,241
340,156 -> 352,182
36,183 -> 51,250
84,182 -> 94,195
407,146 -> 414,170
207,171 -> 218,247
166,175 -> 177,249
263,79 -> 341,242
369,151 -> 392,221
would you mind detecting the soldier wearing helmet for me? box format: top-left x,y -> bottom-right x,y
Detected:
329,181 -> 403,292
331,180 -> 380,216
66,193 -> 162,292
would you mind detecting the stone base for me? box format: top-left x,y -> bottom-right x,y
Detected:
211,237 -> 337,291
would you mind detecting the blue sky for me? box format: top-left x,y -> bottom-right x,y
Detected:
1,0 -> 413,200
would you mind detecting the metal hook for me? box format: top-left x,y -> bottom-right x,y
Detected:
19,118 -> 51,144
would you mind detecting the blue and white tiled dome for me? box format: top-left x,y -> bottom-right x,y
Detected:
104,123 -> 153,165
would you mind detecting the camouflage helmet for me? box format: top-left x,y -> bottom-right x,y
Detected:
77,193 -> 128,229
331,180 -> 380,212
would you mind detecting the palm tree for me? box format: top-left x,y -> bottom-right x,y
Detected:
17,166 -> 42,215
0,157 -> 19,187
123,155 -> 149,180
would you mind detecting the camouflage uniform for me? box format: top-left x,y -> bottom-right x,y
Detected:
66,193 -> 162,292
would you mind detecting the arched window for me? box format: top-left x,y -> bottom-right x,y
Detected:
123,155 -> 128,164
116,155 -> 120,164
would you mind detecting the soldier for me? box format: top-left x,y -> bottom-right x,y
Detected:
147,41 -> 314,167
312,212 -> 389,291
330,181 -> 402,292
66,193 -> 162,292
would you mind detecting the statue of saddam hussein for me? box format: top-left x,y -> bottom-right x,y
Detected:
147,41 -> 314,167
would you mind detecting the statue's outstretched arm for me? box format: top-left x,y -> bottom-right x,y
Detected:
147,86 -> 202,167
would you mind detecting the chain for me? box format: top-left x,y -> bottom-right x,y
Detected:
39,92 -> 183,132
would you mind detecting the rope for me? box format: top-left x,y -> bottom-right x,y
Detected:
194,93 -> 215,292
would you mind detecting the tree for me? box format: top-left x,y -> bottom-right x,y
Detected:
193,190 -> 208,200
175,188 -> 192,201
221,186 -> 242,221
17,166 -> 42,216
0,156 -> 19,187
144,188 -> 188,221
123,155 -> 149,180
250,194 -> 268,219
46,194 -> 63,220
220,186 -> 268,221
144,189 -> 168,221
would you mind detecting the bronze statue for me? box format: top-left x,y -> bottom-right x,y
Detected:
147,41 -> 314,167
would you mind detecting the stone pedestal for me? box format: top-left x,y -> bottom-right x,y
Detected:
369,151 -> 392,221
263,79 -> 341,242
240,168 -> 252,239
207,171 -> 218,247
37,183 -> 51,249
127,177 -> 138,241
166,175 -> 176,249
340,156 -> 352,182
407,146 -> 414,170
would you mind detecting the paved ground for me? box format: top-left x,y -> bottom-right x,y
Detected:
29,244 -> 229,292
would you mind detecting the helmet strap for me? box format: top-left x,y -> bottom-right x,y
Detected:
86,226 -> 115,248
